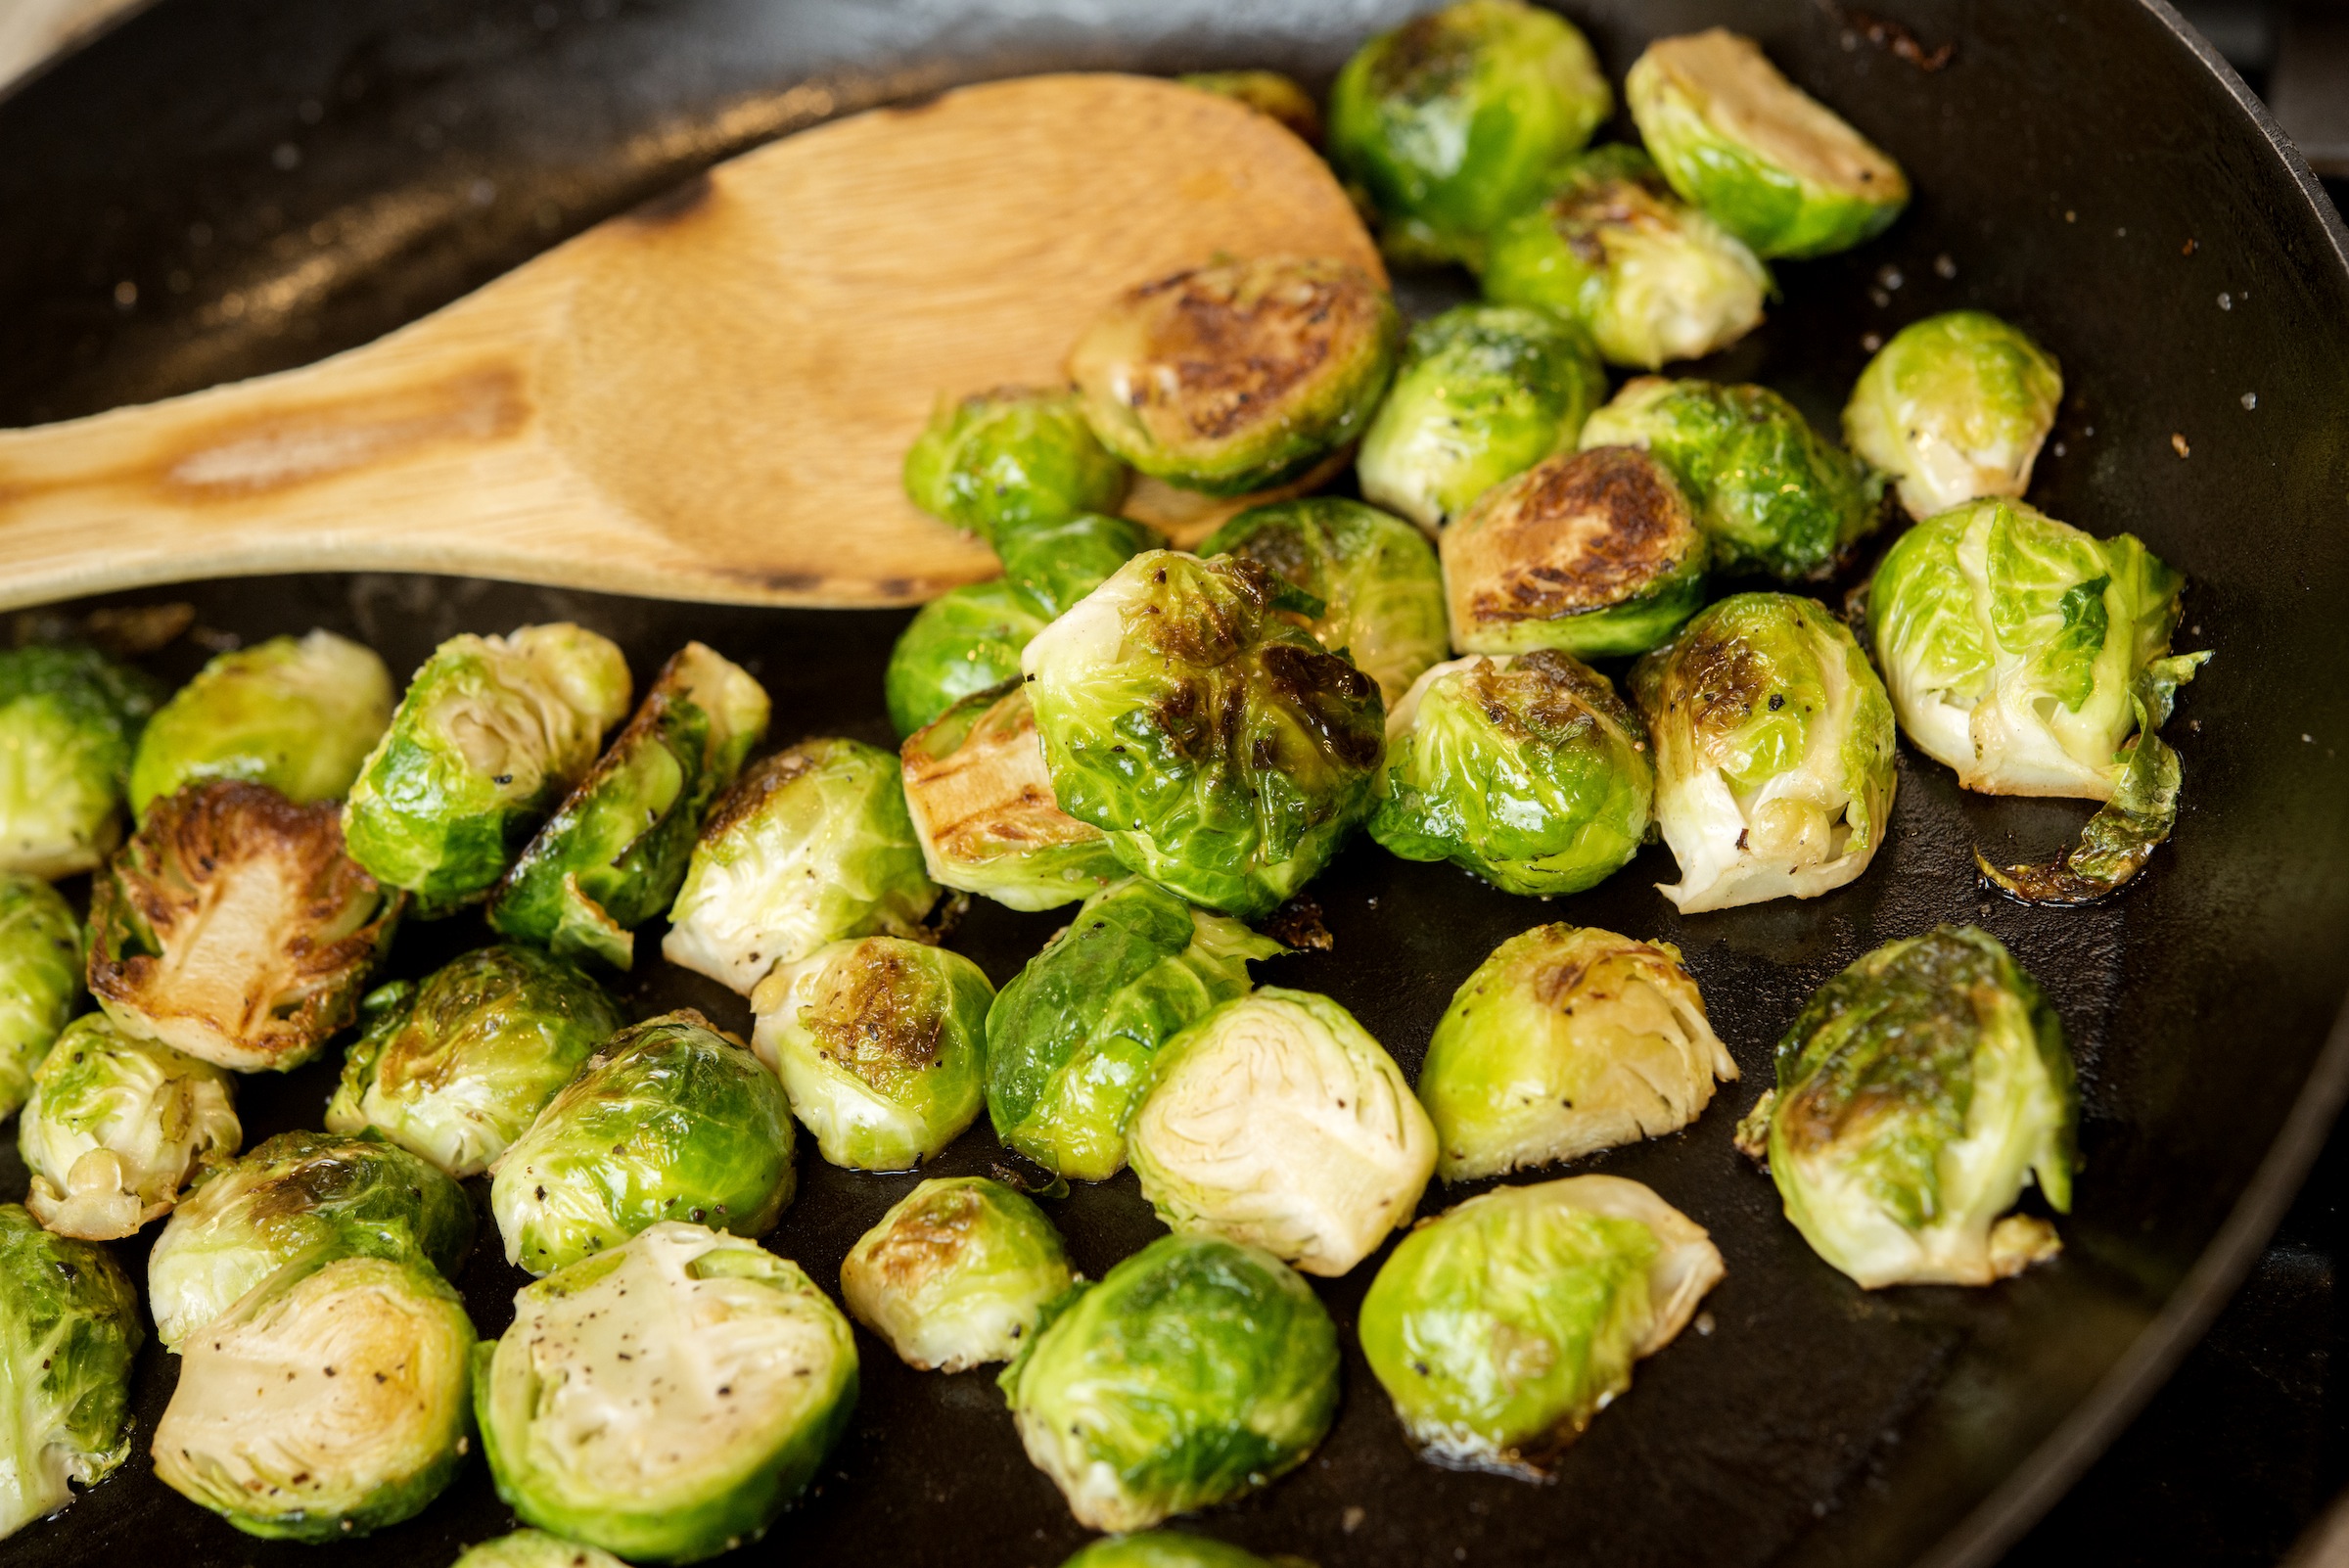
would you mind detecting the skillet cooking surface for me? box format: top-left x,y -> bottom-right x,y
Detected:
3,3 -> 2348,1566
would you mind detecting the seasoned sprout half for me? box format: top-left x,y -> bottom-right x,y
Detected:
987,877 -> 1279,1181
147,1129 -> 474,1352
326,945 -> 624,1178
490,1010 -> 796,1276
0,874 -> 82,1123
1129,989 -> 1436,1277
903,386 -> 1129,545
153,1256 -> 475,1542
1062,1533 -> 1291,1568
663,737 -> 940,994
0,1204 -> 143,1541
476,1222 -> 858,1563
1356,302 -> 1609,534
89,780 -> 402,1072
1734,925 -> 2075,1287
452,1530 -> 630,1568
839,1176 -> 1078,1371
1359,1175 -> 1722,1475
1419,925 -> 1735,1181
1000,1233 -> 1339,1532
1327,0 -> 1611,267
1178,70 -> 1323,147
1069,257 -> 1399,496
1370,653 -> 1653,898
0,644 -> 158,879
1024,551 -> 1386,919
1628,29 -> 1909,259
19,1013 -> 238,1239
1845,311 -> 2063,520
1632,592 -> 1898,912
128,630 -> 393,822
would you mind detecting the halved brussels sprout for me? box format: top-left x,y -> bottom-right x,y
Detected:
1128,988 -> 1436,1277
1419,925 -> 1735,1181
1063,1533 -> 1292,1568
127,630 -> 393,823
839,1176 -> 1078,1371
903,386 -> 1130,545
1370,652 -> 1653,897
0,644 -> 158,879
1068,257 -> 1399,496
1359,1175 -> 1723,1475
1733,925 -> 2075,1287
1198,498 -> 1449,706
490,643 -> 769,969
146,1129 -> 474,1353
325,945 -> 623,1178
18,1013 -> 238,1239
1356,303 -> 1609,534
1024,551 -> 1386,919
490,1010 -> 795,1276
153,1255 -> 474,1541
1481,145 -> 1771,370
1440,446 -> 1709,658
1327,0 -> 1611,267
1845,311 -> 2064,521
663,737 -> 939,994
750,935 -> 993,1171
476,1222 -> 858,1563
344,623 -> 631,916
987,877 -> 1280,1181
1000,1232 -> 1338,1532
1178,69 -> 1322,147
1627,29 -> 1909,260
1631,592 -> 1898,912
1582,377 -> 1879,581
453,1530 -> 629,1568
0,1203 -> 142,1540
88,779 -> 401,1072
0,874 -> 82,1123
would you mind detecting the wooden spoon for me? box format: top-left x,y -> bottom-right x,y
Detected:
0,74 -> 1381,612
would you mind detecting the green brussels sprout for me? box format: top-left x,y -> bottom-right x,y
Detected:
839,1176 -> 1078,1371
1481,146 -> 1771,370
152,1255 -> 475,1541
490,1009 -> 796,1276
325,945 -> 624,1178
1359,1175 -> 1723,1475
1626,29 -> 1910,260
1418,925 -> 1735,1182
903,386 -> 1130,546
344,623 -> 632,916
662,737 -> 939,994
1327,0 -> 1611,267
750,935 -> 993,1171
1370,652 -> 1654,897
490,643 -> 769,968
1732,925 -> 2075,1287
146,1129 -> 473,1352
1197,498 -> 1449,706
88,780 -> 402,1072
18,1013 -> 238,1239
1068,257 -> 1399,496
1128,989 -> 1435,1277
1355,303 -> 1610,534
1024,551 -> 1386,918
0,874 -> 82,1123
1845,312 -> 2064,521
1178,69 -> 1323,147
452,1530 -> 630,1568
987,877 -> 1280,1181
0,1203 -> 142,1540
0,644 -> 158,879
476,1222 -> 858,1563
1440,446 -> 1709,658
1582,377 -> 1880,580
1631,592 -> 1898,913
999,1232 -> 1339,1532
127,630 -> 393,822
901,682 -> 1126,912
1062,1533 -> 1295,1568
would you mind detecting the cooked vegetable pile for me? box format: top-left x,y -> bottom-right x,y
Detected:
0,5 -> 2201,1563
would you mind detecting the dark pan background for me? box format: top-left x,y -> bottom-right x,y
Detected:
2,3 -> 2347,1567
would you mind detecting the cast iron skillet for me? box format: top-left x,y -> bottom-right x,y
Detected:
2,3 -> 2346,1565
